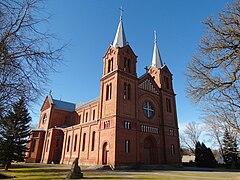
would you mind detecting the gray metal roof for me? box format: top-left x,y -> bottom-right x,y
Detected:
52,99 -> 76,112
151,31 -> 163,68
113,16 -> 128,48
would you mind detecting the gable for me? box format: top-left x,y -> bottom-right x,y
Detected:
40,96 -> 52,112
138,74 -> 160,95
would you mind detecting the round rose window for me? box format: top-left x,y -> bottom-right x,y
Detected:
143,101 -> 154,118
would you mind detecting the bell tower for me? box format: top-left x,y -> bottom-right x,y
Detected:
99,13 -> 137,119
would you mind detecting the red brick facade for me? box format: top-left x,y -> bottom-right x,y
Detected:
26,30 -> 181,169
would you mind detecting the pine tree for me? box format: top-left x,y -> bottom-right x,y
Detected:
0,98 -> 31,170
222,129 -> 239,168
195,141 -> 217,168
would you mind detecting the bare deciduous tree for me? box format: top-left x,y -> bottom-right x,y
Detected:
186,1 -> 240,132
181,121 -> 202,154
0,0 -> 64,113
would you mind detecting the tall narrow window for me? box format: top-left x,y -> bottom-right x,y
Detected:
91,131 -> 95,151
106,83 -> 112,101
82,133 -> 86,151
125,140 -> 130,153
123,83 -> 131,100
164,76 -> 169,89
124,83 -> 127,99
31,139 -> 36,152
127,84 -> 131,100
111,58 -> 113,71
106,84 -> 109,100
67,136 -> 71,152
74,134 -> 78,152
127,59 -> 131,73
166,98 -> 172,113
42,114 -> 47,124
85,112 -> 88,122
124,58 -> 131,73
107,58 -> 113,73
109,83 -> 112,99
107,59 -> 111,73
92,110 -> 95,120
171,144 -> 175,155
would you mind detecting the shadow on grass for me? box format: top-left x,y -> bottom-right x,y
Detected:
6,168 -> 69,173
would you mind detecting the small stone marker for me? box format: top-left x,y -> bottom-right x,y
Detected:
67,158 -> 83,179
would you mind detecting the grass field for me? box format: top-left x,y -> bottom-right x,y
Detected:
1,163 -> 240,180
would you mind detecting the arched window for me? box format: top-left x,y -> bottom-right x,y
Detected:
164,76 -> 170,89
106,83 -> 112,101
91,131 -> 96,151
124,57 -> 131,73
67,136 -> 71,152
125,140 -> 130,153
166,98 -> 172,113
42,114 -> 47,124
85,112 -> 88,122
171,144 -> 175,155
124,83 -> 131,100
107,58 -> 113,73
124,82 -> 127,99
92,110 -> 95,120
74,134 -> 78,152
82,133 -> 86,151
127,84 -> 131,100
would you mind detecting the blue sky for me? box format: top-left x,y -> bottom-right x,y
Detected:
31,0 -> 230,134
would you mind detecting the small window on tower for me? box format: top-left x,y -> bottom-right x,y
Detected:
171,144 -> 175,155
106,83 -> 112,101
124,58 -> 131,73
42,114 -> 47,124
164,76 -> 170,89
92,110 -> 95,120
166,98 -> 172,113
125,140 -> 130,153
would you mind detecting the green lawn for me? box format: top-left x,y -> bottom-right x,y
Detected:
1,163 -> 240,180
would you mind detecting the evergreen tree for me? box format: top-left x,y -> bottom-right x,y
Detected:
222,129 -> 239,168
0,98 -> 31,170
195,141 -> 217,168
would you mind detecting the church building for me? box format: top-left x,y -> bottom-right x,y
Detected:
25,13 -> 181,169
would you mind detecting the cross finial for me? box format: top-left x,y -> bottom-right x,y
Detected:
119,5 -> 123,19
154,30 -> 157,44
49,90 -> 52,96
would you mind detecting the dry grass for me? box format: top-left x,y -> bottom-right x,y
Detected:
0,163 -> 240,180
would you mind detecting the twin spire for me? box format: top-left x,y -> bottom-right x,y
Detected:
113,7 -> 127,48
112,8 -> 164,68
151,31 -> 163,68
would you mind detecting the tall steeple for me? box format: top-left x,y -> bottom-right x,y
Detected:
151,31 -> 163,68
112,6 -> 127,48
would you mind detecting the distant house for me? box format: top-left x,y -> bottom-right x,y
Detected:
182,155 -> 195,163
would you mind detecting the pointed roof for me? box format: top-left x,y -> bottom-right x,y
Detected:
151,31 -> 163,68
113,15 -> 128,48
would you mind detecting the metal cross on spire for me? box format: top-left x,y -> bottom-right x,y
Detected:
119,5 -> 124,19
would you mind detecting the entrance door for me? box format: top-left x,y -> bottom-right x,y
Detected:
143,136 -> 157,164
102,142 -> 109,165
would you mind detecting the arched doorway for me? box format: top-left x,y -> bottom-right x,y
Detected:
144,136 -> 158,164
102,142 -> 109,165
